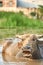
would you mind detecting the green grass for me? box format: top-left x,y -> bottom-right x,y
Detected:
0,11 -> 43,39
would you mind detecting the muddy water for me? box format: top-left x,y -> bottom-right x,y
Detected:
0,46 -> 43,65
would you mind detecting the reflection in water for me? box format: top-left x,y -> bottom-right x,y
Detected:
0,53 -> 27,65
0,46 -> 43,65
1,53 -> 43,65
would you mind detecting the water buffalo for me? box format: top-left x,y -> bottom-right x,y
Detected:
2,38 -> 22,56
30,35 -> 43,59
2,34 -> 43,59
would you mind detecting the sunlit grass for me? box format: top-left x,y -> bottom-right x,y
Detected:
0,11 -> 43,39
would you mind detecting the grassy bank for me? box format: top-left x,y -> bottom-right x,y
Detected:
0,12 -> 43,39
